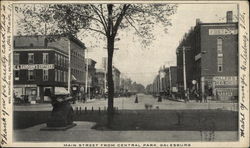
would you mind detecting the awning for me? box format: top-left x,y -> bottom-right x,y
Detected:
54,87 -> 69,95
72,75 -> 77,81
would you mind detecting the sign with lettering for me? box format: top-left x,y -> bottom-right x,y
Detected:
209,28 -> 238,35
213,76 -> 238,86
14,64 -> 54,70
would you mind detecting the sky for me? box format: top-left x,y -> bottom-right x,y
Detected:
85,3 -> 238,87
13,3 -> 238,87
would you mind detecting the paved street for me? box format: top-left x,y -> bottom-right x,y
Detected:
14,121 -> 238,142
14,94 -> 238,111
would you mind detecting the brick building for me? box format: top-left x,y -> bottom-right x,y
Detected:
176,11 -> 238,101
13,35 -> 86,103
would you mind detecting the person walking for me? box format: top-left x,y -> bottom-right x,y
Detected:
134,95 -> 138,103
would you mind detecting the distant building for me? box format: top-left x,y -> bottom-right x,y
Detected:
95,69 -> 106,95
85,58 -> 97,98
163,66 -> 178,94
112,66 -> 121,95
13,35 -> 86,103
176,11 -> 238,100
147,66 -> 177,96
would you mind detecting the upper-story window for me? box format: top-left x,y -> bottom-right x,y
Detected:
55,69 -> 58,81
217,38 -> 223,54
43,69 -> 48,81
57,54 -> 60,66
28,70 -> 35,81
14,53 -> 20,65
55,53 -> 58,65
43,53 -> 49,64
28,53 -> 34,64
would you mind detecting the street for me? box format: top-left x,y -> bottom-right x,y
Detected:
14,94 -> 238,111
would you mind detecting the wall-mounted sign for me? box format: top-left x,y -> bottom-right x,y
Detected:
195,53 -> 201,61
14,64 -> 54,70
209,28 -> 238,35
213,76 -> 238,86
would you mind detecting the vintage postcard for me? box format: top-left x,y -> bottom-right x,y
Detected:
0,0 -> 249,147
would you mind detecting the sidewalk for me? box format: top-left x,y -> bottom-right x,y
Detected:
14,121 -> 238,142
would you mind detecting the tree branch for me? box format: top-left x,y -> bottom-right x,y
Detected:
90,5 -> 108,34
113,4 -> 130,36
87,27 -> 106,36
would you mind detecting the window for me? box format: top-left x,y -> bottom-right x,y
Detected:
65,71 -> 68,82
14,70 -> 19,80
55,69 -> 58,81
14,53 -> 20,65
61,70 -> 63,82
43,53 -> 49,64
57,54 -> 60,66
58,70 -> 61,82
28,70 -> 35,81
43,69 -> 48,81
217,38 -> 223,54
217,57 -> 223,65
28,53 -> 34,64
218,65 -> 223,72
55,54 -> 58,65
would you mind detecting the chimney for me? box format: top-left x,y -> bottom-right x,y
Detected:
196,18 -> 201,25
226,11 -> 233,23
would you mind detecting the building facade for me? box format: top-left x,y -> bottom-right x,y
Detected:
13,35 -> 86,103
176,11 -> 238,100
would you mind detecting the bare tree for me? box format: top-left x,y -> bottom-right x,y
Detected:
15,3 -> 177,126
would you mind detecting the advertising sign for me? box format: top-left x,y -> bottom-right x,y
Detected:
209,28 -> 238,35
213,76 -> 238,86
14,64 -> 55,70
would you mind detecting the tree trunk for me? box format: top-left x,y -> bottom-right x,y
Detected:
107,37 -> 115,127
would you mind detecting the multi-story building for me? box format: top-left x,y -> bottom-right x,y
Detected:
95,69 -> 106,95
176,11 -> 238,101
85,58 -> 98,98
163,66 -> 178,94
13,35 -> 86,103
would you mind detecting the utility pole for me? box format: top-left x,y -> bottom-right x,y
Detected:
85,52 -> 89,98
183,46 -> 187,94
169,67 -> 172,95
67,39 -> 71,94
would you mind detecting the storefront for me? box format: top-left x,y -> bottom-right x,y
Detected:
212,76 -> 238,100
14,84 -> 39,103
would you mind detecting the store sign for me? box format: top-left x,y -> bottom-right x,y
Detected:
209,28 -> 238,35
14,84 -> 37,88
213,76 -> 238,86
14,64 -> 54,70
195,53 -> 201,61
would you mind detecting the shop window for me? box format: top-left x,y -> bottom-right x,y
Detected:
14,70 -> 19,80
28,53 -> 34,64
43,69 -> 48,81
28,70 -> 35,81
14,53 -> 20,65
43,53 -> 49,64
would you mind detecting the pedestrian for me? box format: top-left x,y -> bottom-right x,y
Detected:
134,95 -> 138,103
158,95 -> 162,102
